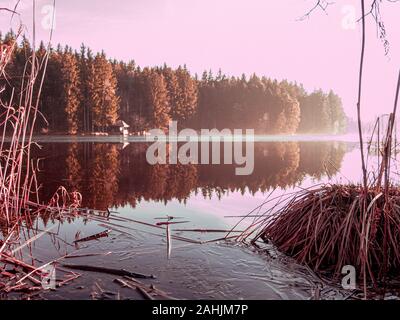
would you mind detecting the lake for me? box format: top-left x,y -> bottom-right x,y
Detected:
3,137 -> 366,300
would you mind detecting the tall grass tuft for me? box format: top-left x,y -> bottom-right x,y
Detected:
0,3 -> 51,224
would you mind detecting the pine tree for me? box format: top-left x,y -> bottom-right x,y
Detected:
162,66 -> 180,120
151,71 -> 171,130
60,49 -> 80,134
88,53 -> 119,131
78,44 -> 94,132
282,93 -> 300,134
175,66 -> 198,126
113,60 -> 135,127
38,47 -> 63,132
142,68 -> 170,130
327,90 -> 346,134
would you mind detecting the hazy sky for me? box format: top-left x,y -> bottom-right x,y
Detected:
2,0 -> 400,121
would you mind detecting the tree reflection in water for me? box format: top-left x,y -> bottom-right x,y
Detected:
35,141 -> 347,211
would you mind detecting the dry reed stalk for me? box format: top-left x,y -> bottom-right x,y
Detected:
0,2 -> 82,297
244,185 -> 400,284
0,3 -> 50,224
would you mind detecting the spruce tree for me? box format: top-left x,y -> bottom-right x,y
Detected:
143,68 -> 170,130
60,49 -> 80,134
175,66 -> 198,127
88,53 -> 119,131
78,44 -> 94,132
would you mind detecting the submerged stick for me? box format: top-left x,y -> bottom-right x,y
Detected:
166,223 -> 171,259
113,278 -> 135,290
73,230 -> 110,243
115,277 -> 158,300
97,221 -> 203,244
136,286 -> 155,300
156,221 -> 189,226
174,228 -> 244,233
0,253 -> 44,274
62,264 -> 155,279
11,226 -> 55,254
64,251 -> 112,259
0,229 -> 15,255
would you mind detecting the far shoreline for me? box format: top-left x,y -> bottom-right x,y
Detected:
2,133 -> 363,143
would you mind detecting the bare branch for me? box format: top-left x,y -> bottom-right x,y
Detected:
356,0 -> 391,54
301,0 -> 399,54
298,0 -> 335,21
0,7 -> 20,15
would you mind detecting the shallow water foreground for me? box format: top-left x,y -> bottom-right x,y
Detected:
1,139 -> 362,299
9,210 -> 349,300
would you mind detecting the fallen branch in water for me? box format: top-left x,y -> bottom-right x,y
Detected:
174,228 -> 244,233
113,278 -> 135,290
0,228 -> 16,254
0,252 -> 45,274
156,221 -> 189,226
57,272 -> 81,288
114,278 -> 163,300
73,230 -> 110,243
62,264 -> 155,279
97,221 -> 203,244
64,251 -> 112,259
121,276 -> 177,300
136,286 -> 155,300
11,226 -> 55,255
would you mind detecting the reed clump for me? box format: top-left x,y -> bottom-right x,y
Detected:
250,184 -> 400,284
0,8 -> 49,224
0,5 -> 83,296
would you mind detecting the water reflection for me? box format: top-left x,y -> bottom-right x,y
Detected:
0,140 -> 353,300
35,141 -> 347,211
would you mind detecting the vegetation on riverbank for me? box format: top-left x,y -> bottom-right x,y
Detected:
241,184 -> 400,287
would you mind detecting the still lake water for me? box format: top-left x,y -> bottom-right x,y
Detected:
5,137 -> 367,300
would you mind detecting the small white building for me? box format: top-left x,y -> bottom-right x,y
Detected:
110,120 -> 130,136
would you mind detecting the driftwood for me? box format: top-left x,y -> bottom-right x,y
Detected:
73,230 -> 110,243
113,278 -> 135,289
155,221 -> 189,226
154,216 -> 184,220
114,278 -> 157,300
174,228 -> 244,233
0,253 -> 45,274
62,264 -> 155,279
136,286 -> 154,300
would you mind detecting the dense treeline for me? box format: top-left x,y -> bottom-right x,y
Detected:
0,32 -> 347,134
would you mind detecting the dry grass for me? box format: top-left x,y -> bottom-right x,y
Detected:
0,5 -> 51,224
0,3 -> 83,297
247,185 -> 400,283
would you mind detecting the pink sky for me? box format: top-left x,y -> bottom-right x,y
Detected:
2,0 -> 400,122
